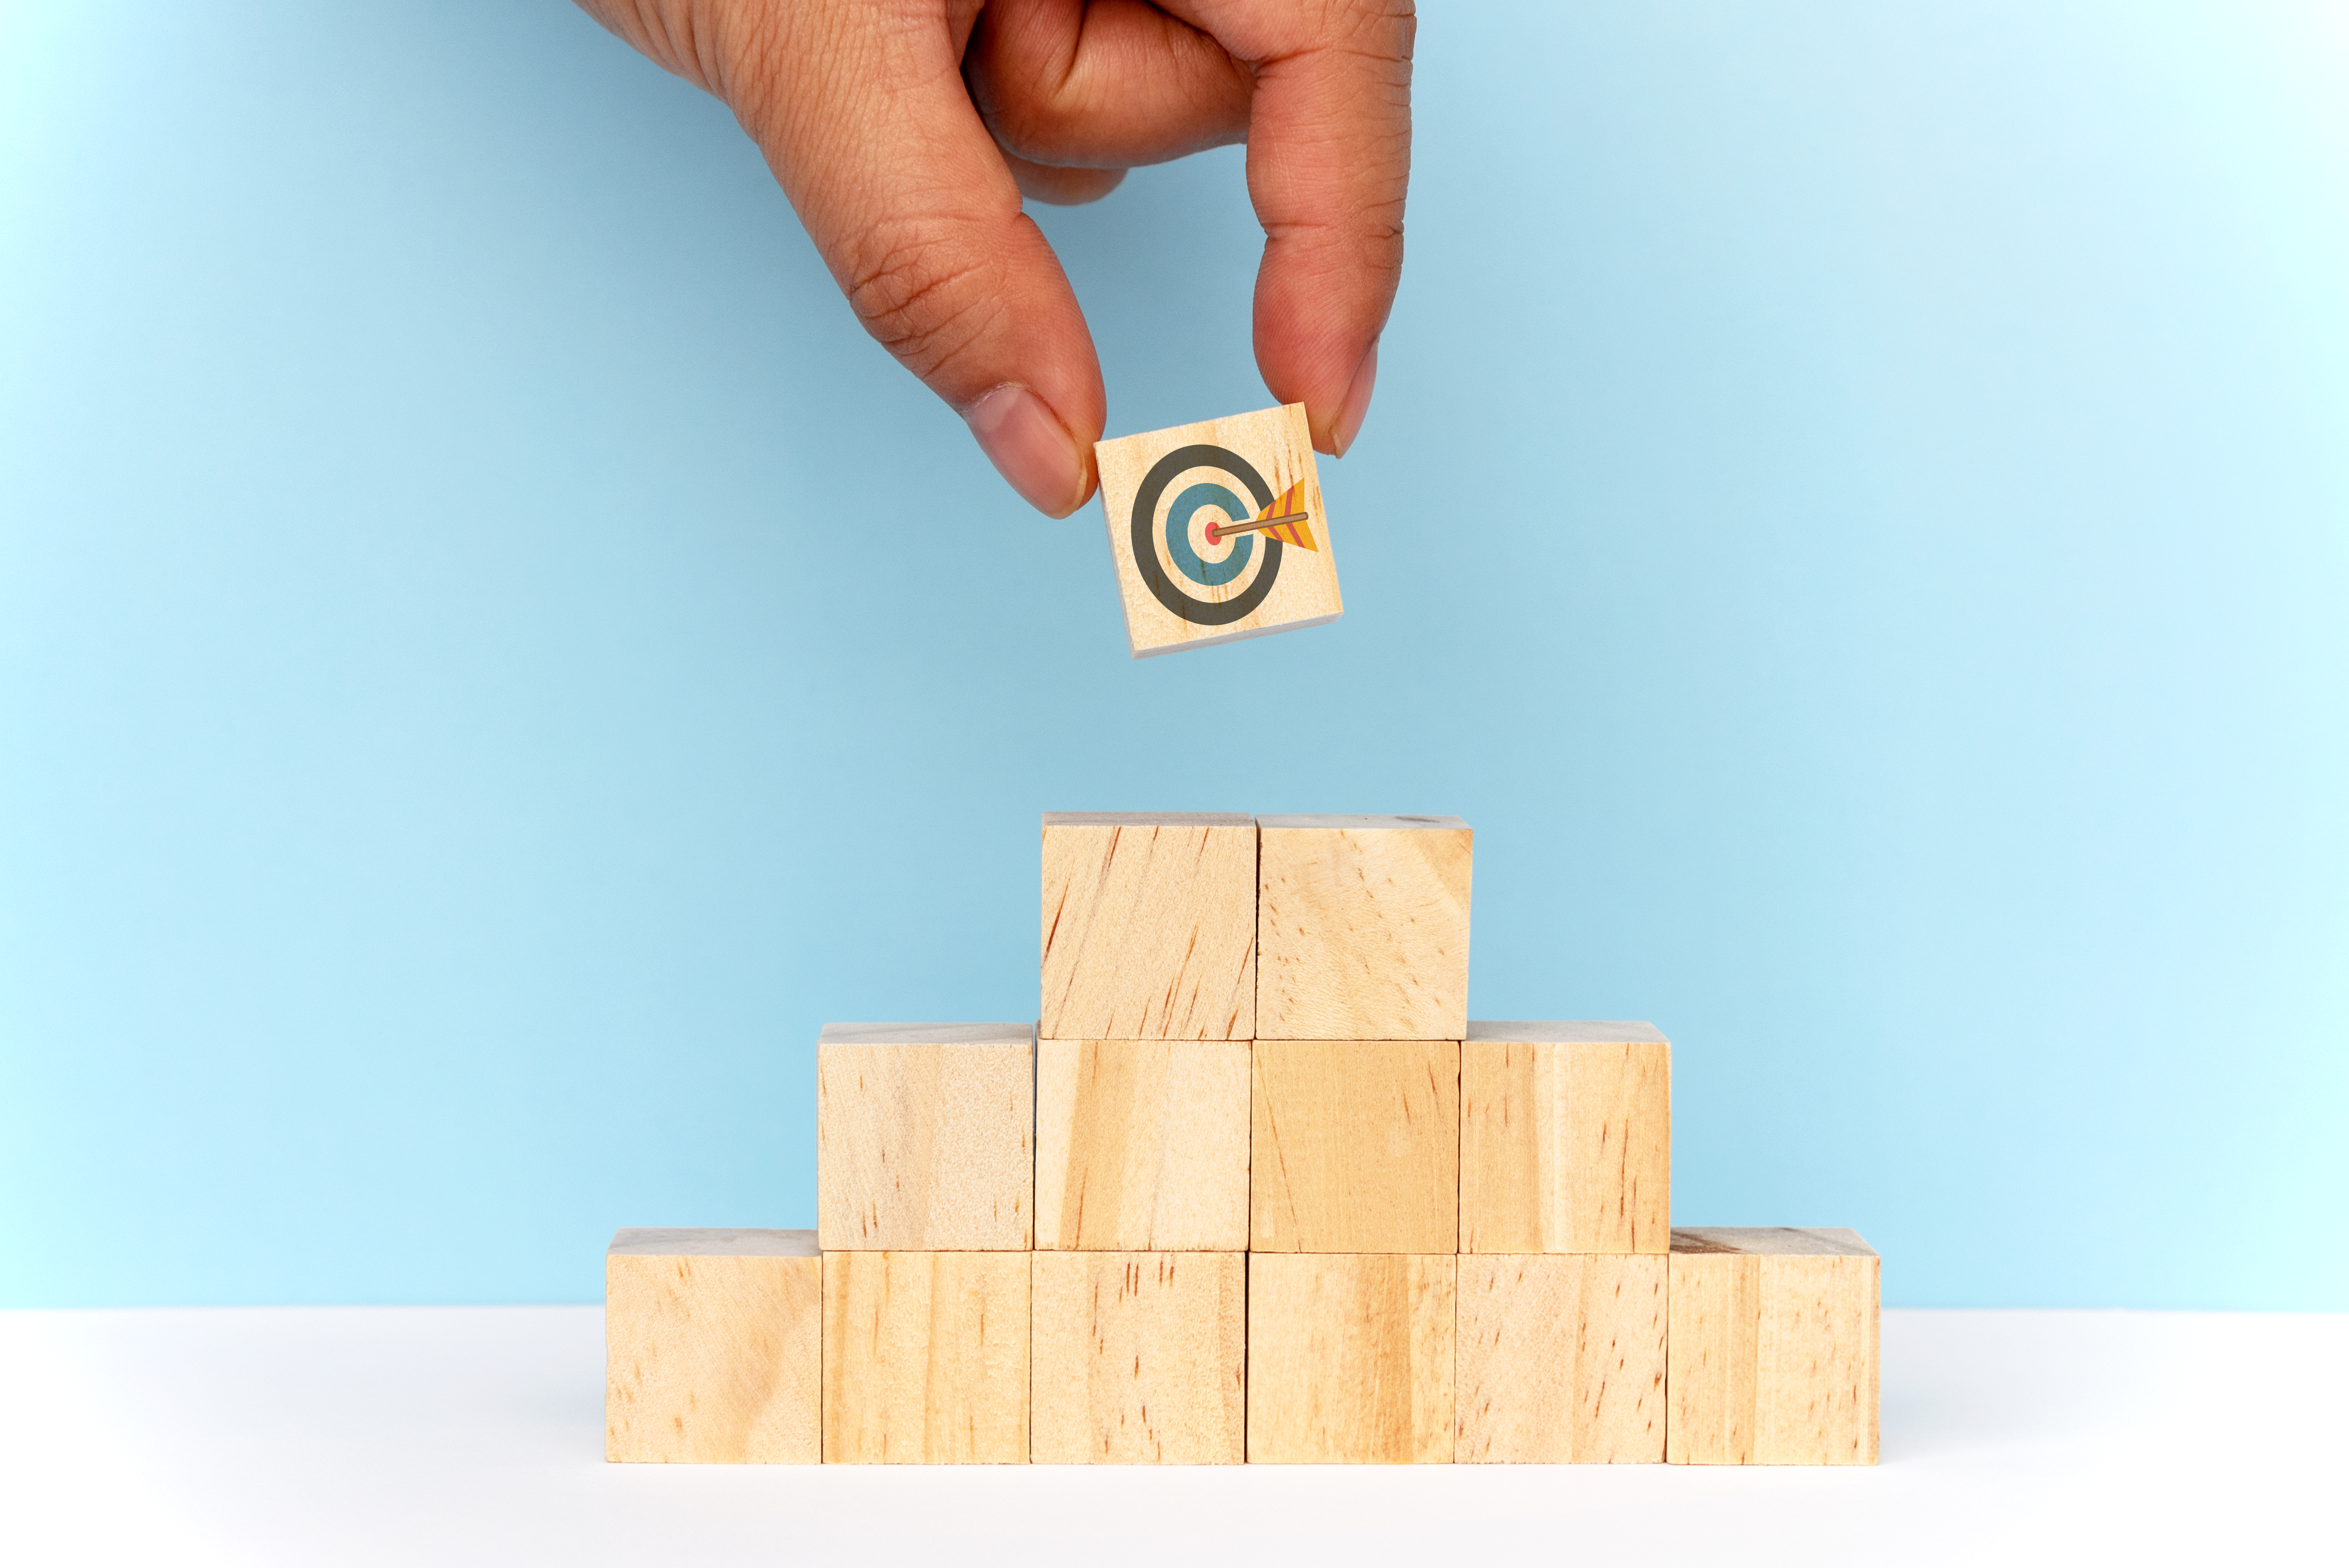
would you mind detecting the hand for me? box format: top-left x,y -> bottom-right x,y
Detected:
575,0 -> 1413,516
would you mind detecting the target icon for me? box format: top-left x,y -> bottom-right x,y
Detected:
1129,443 -> 1320,626
1095,403 -> 1341,658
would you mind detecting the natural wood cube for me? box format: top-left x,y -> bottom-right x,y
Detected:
604,1228 -> 820,1464
1094,403 -> 1343,657
1035,1039 -> 1250,1251
1039,812 -> 1256,1041
1257,815 -> 1472,1041
1455,1254 -> 1666,1463
822,1251 -> 1030,1463
815,1022 -> 1034,1251
1666,1228 -> 1881,1465
1251,1038 -> 1458,1253
1030,1252 -> 1246,1464
1460,1021 -> 1672,1255
1246,1253 -> 1455,1464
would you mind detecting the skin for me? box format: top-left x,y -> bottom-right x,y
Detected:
574,0 -> 1415,515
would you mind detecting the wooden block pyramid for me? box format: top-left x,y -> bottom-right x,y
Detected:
605,811 -> 1880,1465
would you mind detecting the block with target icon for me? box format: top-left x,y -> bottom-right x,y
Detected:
1094,403 -> 1342,657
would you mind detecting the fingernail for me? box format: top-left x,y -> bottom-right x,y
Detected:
1330,340 -> 1379,458
965,384 -> 1089,517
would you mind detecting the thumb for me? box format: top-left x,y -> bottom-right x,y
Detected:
640,1 -> 1106,517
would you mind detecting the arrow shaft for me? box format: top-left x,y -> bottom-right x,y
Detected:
1208,513 -> 1310,538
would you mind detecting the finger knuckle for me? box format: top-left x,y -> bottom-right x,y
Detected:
837,219 -> 1002,380
973,72 -> 1087,164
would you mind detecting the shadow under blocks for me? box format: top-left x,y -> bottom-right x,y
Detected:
603,811 -> 1878,1465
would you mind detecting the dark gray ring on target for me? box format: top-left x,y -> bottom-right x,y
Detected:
1130,443 -> 1283,625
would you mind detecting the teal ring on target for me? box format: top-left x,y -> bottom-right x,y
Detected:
1162,482 -> 1256,588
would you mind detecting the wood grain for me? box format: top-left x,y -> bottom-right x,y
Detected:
1035,1038 -> 1250,1251
821,1251 -> 1030,1464
1460,1022 -> 1671,1254
1030,1251 -> 1246,1464
604,1229 -> 820,1465
1256,816 -> 1471,1041
815,1023 -> 1033,1251
1250,1038 -> 1459,1254
1094,403 -> 1342,657
1039,813 -> 1256,1041
1454,1253 -> 1666,1463
1666,1228 -> 1880,1465
1246,1253 -> 1455,1463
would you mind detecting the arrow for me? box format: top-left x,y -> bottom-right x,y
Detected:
1204,481 -> 1319,551
1206,513 -> 1310,540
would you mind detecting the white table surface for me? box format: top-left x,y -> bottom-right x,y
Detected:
4,1306 -> 2339,1565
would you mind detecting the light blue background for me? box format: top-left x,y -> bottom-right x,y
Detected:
3,2 -> 2342,1310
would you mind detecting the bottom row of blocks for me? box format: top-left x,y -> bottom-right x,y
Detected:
608,1228 -> 1877,1465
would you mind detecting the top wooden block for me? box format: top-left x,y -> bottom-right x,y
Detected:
1094,404 -> 1342,658
1041,813 -> 1257,1041
605,1228 -> 821,1465
1666,1228 -> 1880,1466
1460,1021 -> 1671,1254
1256,816 -> 1472,1040
816,1023 -> 1035,1251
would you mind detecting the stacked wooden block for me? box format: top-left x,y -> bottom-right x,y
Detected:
606,812 -> 1879,1465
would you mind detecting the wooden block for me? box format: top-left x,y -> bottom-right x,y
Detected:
1666,1227 -> 1881,1465
821,1251 -> 1030,1463
1460,1021 -> 1672,1255
1251,1038 -> 1458,1253
1094,403 -> 1343,657
1030,1252 -> 1246,1464
604,1228 -> 819,1464
1246,1253 -> 1454,1463
815,1022 -> 1033,1251
1256,814 -> 1472,1041
1039,812 -> 1256,1041
1454,1254 -> 1666,1463
1035,1039 -> 1250,1251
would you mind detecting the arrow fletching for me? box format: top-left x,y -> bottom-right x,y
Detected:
1249,481 -> 1318,551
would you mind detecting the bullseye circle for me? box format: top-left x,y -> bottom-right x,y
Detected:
1164,481 -> 1255,588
